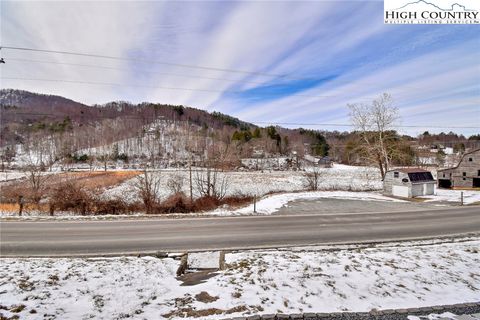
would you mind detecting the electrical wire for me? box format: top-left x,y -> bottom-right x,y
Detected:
6,58 -> 270,86
251,121 -> 480,129
0,46 -> 301,80
0,76 -> 346,99
2,110 -> 479,130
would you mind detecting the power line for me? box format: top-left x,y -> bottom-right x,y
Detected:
5,57 -> 428,94
251,121 -> 480,130
0,76 -> 346,99
0,46 -> 302,80
2,110 -> 479,130
1,45 -> 470,96
2,53 -> 432,93
6,58 -> 271,86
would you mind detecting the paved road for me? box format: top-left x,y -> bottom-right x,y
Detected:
276,198 -> 445,215
1,206 -> 479,257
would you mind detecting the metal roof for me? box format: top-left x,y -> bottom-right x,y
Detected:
389,168 -> 431,174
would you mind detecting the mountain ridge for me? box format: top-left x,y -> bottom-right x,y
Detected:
395,0 -> 476,11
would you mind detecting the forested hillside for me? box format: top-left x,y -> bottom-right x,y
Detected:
0,89 -> 330,169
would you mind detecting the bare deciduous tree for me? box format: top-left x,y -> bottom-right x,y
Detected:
134,169 -> 161,214
167,172 -> 184,195
348,93 -> 400,179
194,161 -> 229,200
22,151 -> 52,205
303,165 -> 323,191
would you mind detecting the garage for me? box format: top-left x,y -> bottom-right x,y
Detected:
392,185 -> 409,198
438,179 -> 452,189
383,168 -> 436,198
473,178 -> 480,188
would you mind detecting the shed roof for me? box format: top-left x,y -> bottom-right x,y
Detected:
389,168 -> 431,174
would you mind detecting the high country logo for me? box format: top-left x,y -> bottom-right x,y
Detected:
384,0 -> 479,24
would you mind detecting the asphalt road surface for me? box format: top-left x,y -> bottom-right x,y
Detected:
1,206 -> 479,257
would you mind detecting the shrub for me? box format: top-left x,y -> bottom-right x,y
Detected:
192,196 -> 220,212
221,195 -> 253,208
91,198 -> 131,215
49,180 -> 91,215
158,192 -> 190,213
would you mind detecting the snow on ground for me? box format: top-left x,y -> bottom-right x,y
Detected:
0,171 -> 28,182
408,313 -> 464,320
1,238 -> 479,320
102,164 -> 382,204
2,164 -> 478,218
213,191 -> 406,216
0,191 -> 404,219
421,189 -> 480,205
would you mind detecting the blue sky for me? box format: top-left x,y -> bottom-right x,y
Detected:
1,1 -> 479,136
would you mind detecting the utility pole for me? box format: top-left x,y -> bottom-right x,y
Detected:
189,155 -> 193,203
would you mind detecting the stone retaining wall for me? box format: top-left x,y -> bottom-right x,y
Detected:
222,302 -> 480,320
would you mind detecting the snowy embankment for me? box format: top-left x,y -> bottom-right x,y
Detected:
1,238 -> 479,319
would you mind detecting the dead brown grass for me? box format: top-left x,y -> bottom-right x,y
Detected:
0,203 -> 18,212
162,305 -> 247,318
50,171 -> 140,190
0,202 -> 50,214
0,171 -> 141,207
2,171 -> 140,193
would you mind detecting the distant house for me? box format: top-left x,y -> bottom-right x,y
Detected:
437,149 -> 480,189
304,155 -> 332,168
383,168 -> 436,198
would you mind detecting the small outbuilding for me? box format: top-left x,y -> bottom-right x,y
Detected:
304,155 -> 332,168
437,149 -> 480,189
383,168 -> 436,198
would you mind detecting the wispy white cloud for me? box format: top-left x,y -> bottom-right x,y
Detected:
1,1 -> 478,135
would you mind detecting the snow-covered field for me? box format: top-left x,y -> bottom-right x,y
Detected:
102,164 -> 382,203
1,238 -> 479,319
2,164 -> 479,218
0,171 -> 28,182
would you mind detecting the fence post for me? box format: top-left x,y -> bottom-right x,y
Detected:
253,195 -> 257,213
461,191 -> 464,206
18,195 -> 24,216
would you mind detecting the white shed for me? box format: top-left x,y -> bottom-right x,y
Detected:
383,168 -> 436,198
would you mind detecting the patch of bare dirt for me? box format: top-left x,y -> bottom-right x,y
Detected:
195,291 -> 219,303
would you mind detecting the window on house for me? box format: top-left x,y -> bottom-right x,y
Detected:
463,172 -> 466,176
478,170 -> 480,176
443,173 -> 445,178
463,178 -> 466,181
469,158 -> 473,161
394,172 -> 399,178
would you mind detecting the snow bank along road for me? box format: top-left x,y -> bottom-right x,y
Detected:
1,206 -> 480,257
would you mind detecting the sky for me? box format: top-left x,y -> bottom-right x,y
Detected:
0,0 -> 479,136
